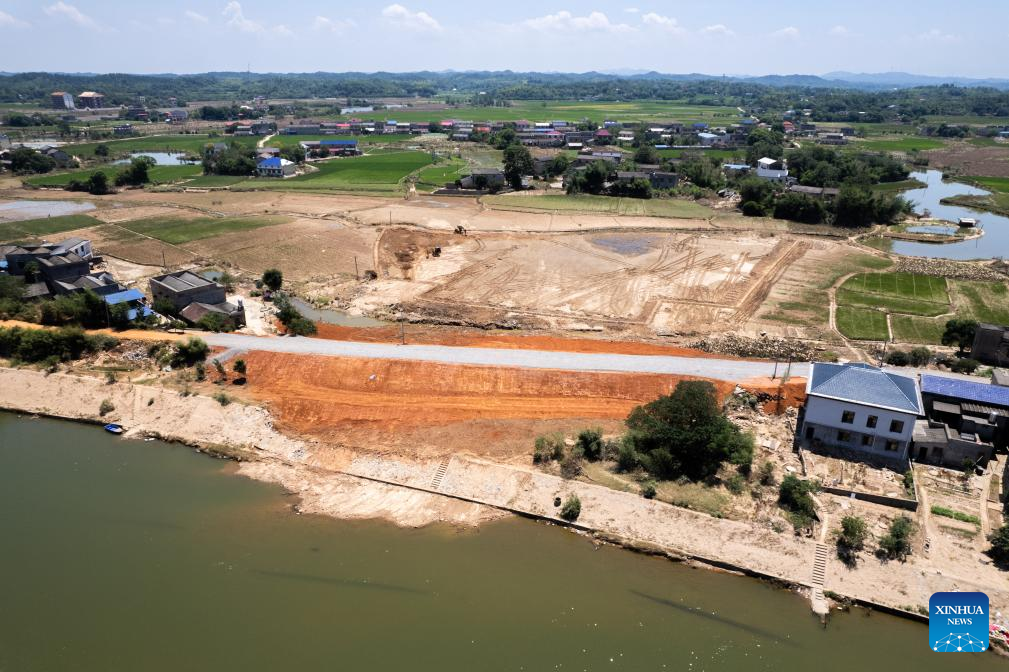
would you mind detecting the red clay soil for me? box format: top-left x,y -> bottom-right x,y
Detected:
739,376 -> 807,414
312,323 -> 732,359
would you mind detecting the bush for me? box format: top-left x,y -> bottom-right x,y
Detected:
725,473 -> 745,494
560,451 -> 583,479
262,268 -> 283,291
641,480 -> 657,499
233,359 -> 247,376
878,516 -> 914,560
837,515 -> 868,564
576,428 -> 604,461
196,312 -> 235,333
778,475 -> 819,528
533,433 -> 565,463
990,525 -> 1009,566
885,350 -> 910,366
560,494 -> 581,522
908,346 -> 932,367
0,326 -> 117,364
758,460 -> 776,486
99,399 -> 115,416
741,200 -> 765,217
194,362 -> 206,381
773,192 -> 825,224
616,439 -> 639,472
213,392 -> 231,406
951,358 -> 979,374
172,337 -> 209,366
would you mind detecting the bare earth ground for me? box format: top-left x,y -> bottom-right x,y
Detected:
926,142 -> 1009,178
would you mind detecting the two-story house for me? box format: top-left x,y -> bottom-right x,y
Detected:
799,362 -> 923,463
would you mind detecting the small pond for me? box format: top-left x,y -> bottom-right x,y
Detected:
289,297 -> 388,327
0,199 -> 95,222
904,225 -> 959,236
114,151 -> 196,166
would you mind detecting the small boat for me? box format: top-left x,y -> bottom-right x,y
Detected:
104,424 -> 124,435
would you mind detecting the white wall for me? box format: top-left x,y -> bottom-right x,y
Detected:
803,395 -> 917,444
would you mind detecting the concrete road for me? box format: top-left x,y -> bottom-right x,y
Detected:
204,332 -> 810,382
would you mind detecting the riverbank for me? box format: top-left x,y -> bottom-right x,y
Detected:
3,363 -> 1007,638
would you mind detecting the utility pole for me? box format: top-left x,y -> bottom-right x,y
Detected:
772,359 -> 779,380
400,317 -> 406,345
162,250 -> 167,270
354,255 -> 359,280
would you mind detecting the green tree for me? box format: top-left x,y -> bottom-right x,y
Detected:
94,143 -> 110,158
560,494 -> 581,521
502,144 -> 534,189
624,381 -> 754,481
941,318 -> 978,354
115,156 -> 155,186
87,170 -> 111,195
633,144 -> 659,165
778,475 -> 819,528
576,428 -> 604,461
833,185 -> 877,228
172,337 -> 209,366
262,268 -> 283,292
990,524 -> 1009,566
233,359 -> 247,376
773,192 -> 825,224
878,516 -> 914,560
837,515 -> 868,564
908,346 -> 932,366
279,145 -> 306,164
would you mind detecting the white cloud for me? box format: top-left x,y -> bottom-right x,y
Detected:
222,1 -> 263,33
313,16 -> 356,33
523,11 -> 633,33
272,24 -> 294,37
0,10 -> 29,28
917,28 -> 959,43
772,26 -> 800,39
624,7 -> 639,13
642,13 -> 684,34
381,4 -> 442,32
44,2 -> 102,31
157,17 -> 176,26
828,25 -> 848,36
184,10 -> 208,24
700,24 -> 735,37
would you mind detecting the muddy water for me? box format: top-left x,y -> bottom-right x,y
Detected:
0,413 -> 1002,671
0,199 -> 95,222
289,296 -> 387,327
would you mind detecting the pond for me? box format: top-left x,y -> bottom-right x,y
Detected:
289,296 -> 387,327
904,225 -> 959,236
114,151 -> 197,166
0,199 -> 95,222
893,170 -> 1008,260
0,413 -> 1003,671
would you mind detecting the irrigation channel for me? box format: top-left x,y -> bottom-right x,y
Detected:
0,413 -> 1003,670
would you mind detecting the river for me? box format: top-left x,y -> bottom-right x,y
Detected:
0,413 -> 1002,671
888,170 -> 1009,260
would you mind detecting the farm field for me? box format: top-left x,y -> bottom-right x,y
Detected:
236,151 -> 433,193
483,193 -> 714,219
836,272 -> 949,316
657,148 -> 744,160
269,133 -> 429,149
0,214 -> 102,241
852,137 -> 946,152
24,164 -> 203,187
116,215 -> 286,245
835,305 -> 890,341
331,100 -> 742,125
414,159 -> 467,190
62,134 -> 257,158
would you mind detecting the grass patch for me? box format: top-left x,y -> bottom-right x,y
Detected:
119,215 -> 283,244
891,315 -> 947,344
484,193 -> 713,219
63,134 -> 257,158
835,305 -> 889,340
241,151 -> 433,193
854,137 -> 946,152
181,174 -> 249,188
951,280 -> 1009,324
655,480 -> 729,517
25,163 -> 202,188
0,214 -> 102,241
415,159 -> 467,191
270,133 -> 421,149
837,272 -> 949,317
871,179 -> 926,193
930,505 -> 981,525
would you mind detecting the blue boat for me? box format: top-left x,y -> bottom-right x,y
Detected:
103,424 -> 124,435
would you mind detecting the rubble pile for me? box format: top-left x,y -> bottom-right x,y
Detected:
895,257 -> 1007,281
689,334 -> 818,361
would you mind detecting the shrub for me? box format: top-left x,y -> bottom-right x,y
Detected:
533,433 -> 565,463
990,525 -> 1009,566
213,392 -> 231,406
99,399 -> 115,416
778,475 -> 819,528
560,494 -> 581,522
213,359 -> 226,378
262,268 -> 283,292
0,326 -> 117,364
725,473 -> 745,495
878,516 -> 914,560
616,439 -> 639,472
194,361 -> 206,381
105,371 -> 116,385
930,506 -> 981,525
885,350 -> 910,366
951,358 -> 979,374
576,428 -> 604,461
196,312 -> 235,333
172,337 -> 209,366
837,515 -> 868,565
758,460 -> 776,486
233,359 -> 247,376
908,346 -> 932,367
902,470 -> 914,495
741,200 -> 765,217
560,450 -> 583,479
641,480 -> 657,499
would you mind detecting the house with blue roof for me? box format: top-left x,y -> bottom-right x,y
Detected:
800,362 -> 922,463
912,374 -> 1008,467
104,288 -> 153,321
257,156 -> 296,178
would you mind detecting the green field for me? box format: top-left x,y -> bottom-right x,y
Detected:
237,151 -> 434,193
62,134 -> 257,158
968,176 -> 1009,193
951,280 -> 1009,324
269,133 -> 427,149
0,214 -> 101,242
837,272 -> 949,316
330,100 -> 742,125
181,174 -> 250,188
656,148 -> 745,160
483,193 -> 714,219
24,163 -> 202,187
890,315 -> 947,344
414,159 -> 467,190
118,215 -> 284,245
852,137 -> 946,152
836,305 -> 889,341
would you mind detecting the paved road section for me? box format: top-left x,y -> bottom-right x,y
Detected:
204,333 -> 811,381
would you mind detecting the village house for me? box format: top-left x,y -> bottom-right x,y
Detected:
149,271 -> 228,311
51,272 -> 123,297
971,323 -> 1009,367
460,168 -> 505,189
37,253 -> 90,285
78,92 -> 106,109
913,374 -> 1009,468
787,184 -> 840,200
799,362 -> 923,464
51,91 -> 75,110
103,288 -> 154,322
756,157 -> 789,182
256,157 -> 296,178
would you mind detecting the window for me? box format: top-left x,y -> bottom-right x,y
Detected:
861,435 -> 873,447
885,440 -> 899,452
837,430 -> 852,443
889,419 -> 904,434
866,415 -> 878,429
841,410 -> 855,424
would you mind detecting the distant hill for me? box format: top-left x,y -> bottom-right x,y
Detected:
823,71 -> 1009,90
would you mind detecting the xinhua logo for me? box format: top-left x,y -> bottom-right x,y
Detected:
929,592 -> 989,652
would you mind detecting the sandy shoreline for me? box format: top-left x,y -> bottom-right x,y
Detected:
2,365 -> 1007,642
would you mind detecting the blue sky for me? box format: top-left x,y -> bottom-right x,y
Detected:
0,1 -> 1005,77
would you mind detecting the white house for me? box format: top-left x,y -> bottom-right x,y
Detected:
257,157 -> 296,178
799,362 -> 923,463
756,157 -> 789,182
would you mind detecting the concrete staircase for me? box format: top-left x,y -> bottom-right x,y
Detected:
430,458 -> 450,491
810,542 -> 829,616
